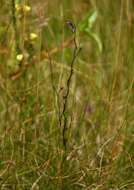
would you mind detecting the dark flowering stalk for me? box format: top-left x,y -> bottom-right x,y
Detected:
61,20 -> 81,150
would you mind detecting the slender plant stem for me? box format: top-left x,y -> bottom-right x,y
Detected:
61,36 -> 81,150
11,0 -> 19,53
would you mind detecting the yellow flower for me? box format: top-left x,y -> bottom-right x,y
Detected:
15,4 -> 31,13
16,54 -> 23,61
23,5 -> 31,13
30,33 -> 38,40
15,4 -> 21,11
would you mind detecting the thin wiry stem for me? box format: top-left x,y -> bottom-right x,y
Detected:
61,35 -> 81,150
11,0 -> 19,53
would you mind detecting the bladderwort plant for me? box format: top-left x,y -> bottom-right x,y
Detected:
44,20 -> 81,189
60,20 -> 81,151
47,20 -> 81,151
45,13 -> 102,180
47,11 -> 101,152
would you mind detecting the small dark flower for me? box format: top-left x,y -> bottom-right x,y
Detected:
66,20 -> 76,33
85,103 -> 93,115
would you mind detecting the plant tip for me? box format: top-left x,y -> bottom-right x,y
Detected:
66,20 -> 76,33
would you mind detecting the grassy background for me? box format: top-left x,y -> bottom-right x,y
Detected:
0,0 -> 134,189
